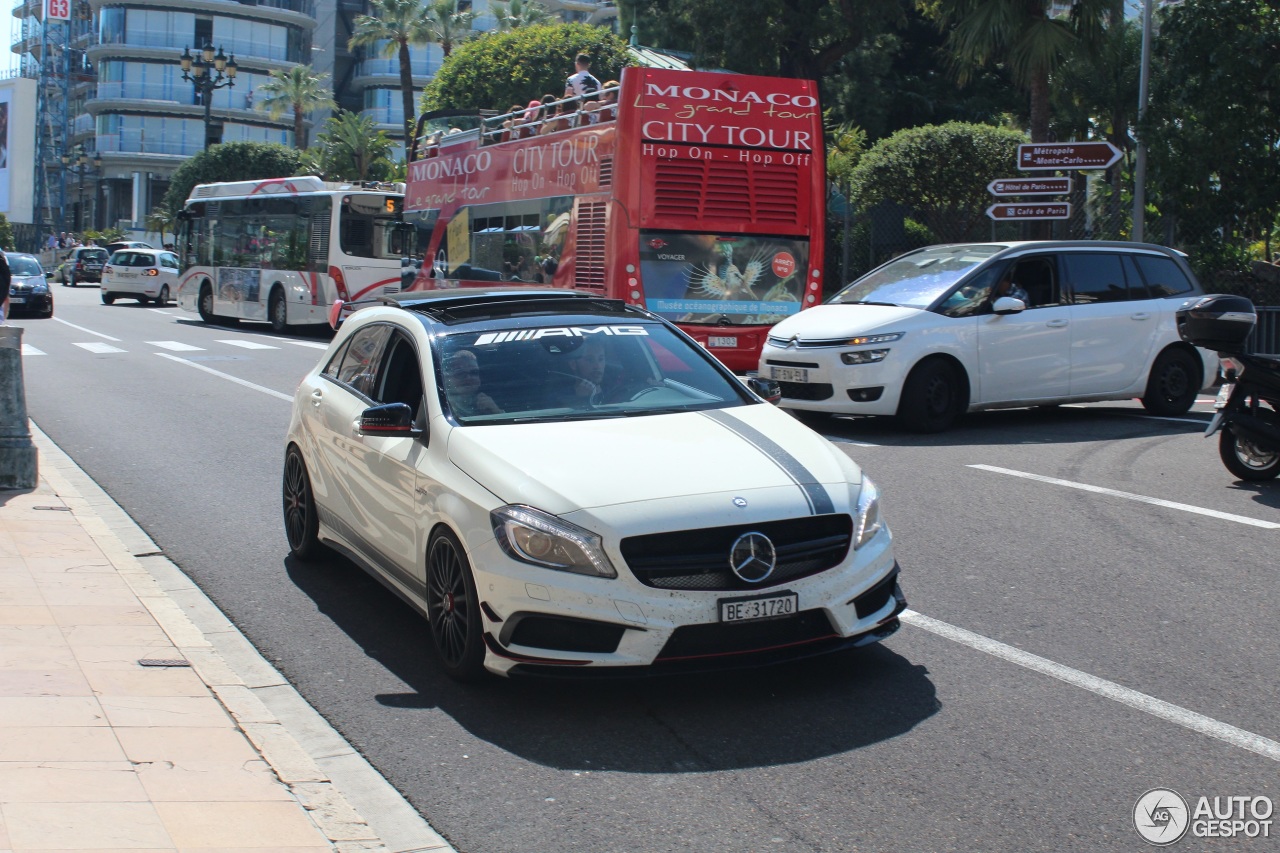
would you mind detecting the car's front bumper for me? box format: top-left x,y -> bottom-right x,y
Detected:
759,342 -> 910,416
7,292 -> 52,314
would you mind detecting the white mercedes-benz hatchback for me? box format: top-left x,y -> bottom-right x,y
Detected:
761,242 -> 1218,431
284,290 -> 904,680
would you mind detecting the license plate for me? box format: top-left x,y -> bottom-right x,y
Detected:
708,336 -> 738,348
719,592 -> 798,623
1214,383 -> 1234,410
9,296 -> 25,304
770,366 -> 809,383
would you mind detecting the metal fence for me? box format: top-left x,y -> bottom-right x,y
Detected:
1248,308 -> 1280,356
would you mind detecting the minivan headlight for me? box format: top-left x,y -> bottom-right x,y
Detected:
491,505 -> 617,578
853,476 -> 882,549
845,332 -> 903,346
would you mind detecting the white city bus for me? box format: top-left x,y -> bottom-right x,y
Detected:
175,176 -> 409,331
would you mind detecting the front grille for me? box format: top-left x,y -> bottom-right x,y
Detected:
767,335 -> 850,349
620,514 -> 852,591
779,381 -> 833,400
657,610 -> 836,661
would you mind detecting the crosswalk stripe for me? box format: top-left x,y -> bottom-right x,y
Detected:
21,345 -> 46,356
215,339 -> 279,350
147,341 -> 205,352
73,342 -> 126,354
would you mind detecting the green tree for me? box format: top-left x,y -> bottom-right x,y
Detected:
425,0 -> 478,58
0,213 -> 14,251
314,111 -> 397,181
849,121 -> 1025,242
490,0 -> 555,30
422,24 -> 632,113
255,65 -> 337,149
1143,0 -> 1280,266
624,0 -> 903,80
161,142 -> 303,215
923,0 -> 1110,142
144,208 -> 177,245
349,0 -> 434,146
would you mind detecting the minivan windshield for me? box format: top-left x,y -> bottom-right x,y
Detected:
830,244 -> 1005,309
437,322 -> 745,424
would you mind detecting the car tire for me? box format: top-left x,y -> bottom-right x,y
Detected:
269,289 -> 288,333
198,283 -> 215,324
39,305 -> 53,319
897,358 -> 964,433
1141,348 -> 1201,416
156,285 -> 170,307
101,292 -> 115,305
426,528 -> 487,682
1218,407 -> 1280,481
283,446 -> 326,560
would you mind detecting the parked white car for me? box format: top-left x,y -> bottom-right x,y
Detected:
101,249 -> 180,306
761,241 -> 1219,431
284,289 -> 905,680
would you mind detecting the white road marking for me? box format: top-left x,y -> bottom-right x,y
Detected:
901,609 -> 1280,763
276,339 -> 330,350
216,339 -> 279,350
969,464 -> 1280,529
53,318 -> 121,341
147,340 -> 205,352
73,342 -> 126,354
824,435 -> 880,447
1061,404 -> 1208,425
21,344 -> 45,356
152,310 -> 177,315
155,353 -> 294,402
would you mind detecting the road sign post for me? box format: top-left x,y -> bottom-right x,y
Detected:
1017,143 -> 1122,171
986,203 -> 1071,221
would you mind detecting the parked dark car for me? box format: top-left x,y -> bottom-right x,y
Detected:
60,246 -> 110,286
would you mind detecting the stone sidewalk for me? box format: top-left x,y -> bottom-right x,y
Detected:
0,429 -> 453,853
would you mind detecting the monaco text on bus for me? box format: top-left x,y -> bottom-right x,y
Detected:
175,176 -> 409,333
401,67 -> 825,372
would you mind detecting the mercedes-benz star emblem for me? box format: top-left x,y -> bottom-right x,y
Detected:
729,532 -> 777,583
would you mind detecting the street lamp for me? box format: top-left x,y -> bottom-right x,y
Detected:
179,43 -> 238,150
60,147 -> 103,234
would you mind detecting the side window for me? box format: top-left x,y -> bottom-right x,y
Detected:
321,339 -> 352,379
1121,255 -> 1150,300
1133,254 -> 1194,297
937,266 -> 1002,317
1064,253 -> 1129,304
373,333 -> 425,413
1008,257 -> 1060,308
334,325 -> 392,397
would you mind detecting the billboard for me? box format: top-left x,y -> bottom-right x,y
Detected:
0,77 -> 37,224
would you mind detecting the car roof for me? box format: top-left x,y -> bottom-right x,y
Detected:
368,288 -> 646,326
4,253 -> 38,260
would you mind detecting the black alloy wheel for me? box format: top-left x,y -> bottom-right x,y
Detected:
1142,348 -> 1201,416
898,359 -> 963,432
426,530 -> 486,681
283,447 -> 324,559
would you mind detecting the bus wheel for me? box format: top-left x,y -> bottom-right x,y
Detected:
269,289 -> 289,333
198,283 -> 215,324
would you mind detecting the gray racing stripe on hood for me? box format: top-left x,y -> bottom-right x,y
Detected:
700,409 -> 835,515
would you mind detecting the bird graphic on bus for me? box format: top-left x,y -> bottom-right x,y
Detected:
686,242 -> 799,323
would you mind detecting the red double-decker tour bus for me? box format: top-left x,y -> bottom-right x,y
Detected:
401,66 -> 825,372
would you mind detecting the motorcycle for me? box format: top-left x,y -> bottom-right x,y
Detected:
1176,295 -> 1280,481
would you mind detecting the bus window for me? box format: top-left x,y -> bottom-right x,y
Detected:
425,198 -> 572,283
341,194 -> 401,261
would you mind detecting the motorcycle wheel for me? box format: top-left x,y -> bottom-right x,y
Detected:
1218,406 -> 1280,481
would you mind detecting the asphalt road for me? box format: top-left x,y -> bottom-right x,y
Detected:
14,284 -> 1280,853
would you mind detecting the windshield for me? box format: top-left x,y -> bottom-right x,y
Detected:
437,322 -> 747,424
7,257 -> 42,276
340,193 -> 402,260
830,245 -> 1005,308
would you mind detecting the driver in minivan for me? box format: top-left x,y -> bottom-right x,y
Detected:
993,270 -> 1031,307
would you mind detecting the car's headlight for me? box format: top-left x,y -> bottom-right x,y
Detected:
490,505 -> 617,578
845,332 -> 903,346
32,282 -> 49,293
853,476 -> 882,549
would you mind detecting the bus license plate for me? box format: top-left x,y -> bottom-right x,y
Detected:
771,366 -> 808,383
719,592 -> 798,623
708,336 -> 738,348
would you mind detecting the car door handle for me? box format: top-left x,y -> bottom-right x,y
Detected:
1046,319 -> 1068,328
1131,312 -> 1151,321
310,389 -> 323,407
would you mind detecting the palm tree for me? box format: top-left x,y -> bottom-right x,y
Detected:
145,207 -> 177,245
490,0 -> 554,31
255,65 -> 337,149
930,0 -> 1110,142
349,0 -> 434,146
425,0 -> 477,59
315,111 -> 397,181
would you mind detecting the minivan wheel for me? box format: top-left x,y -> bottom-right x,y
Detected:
1141,348 -> 1201,416
426,529 -> 487,682
897,359 -> 964,432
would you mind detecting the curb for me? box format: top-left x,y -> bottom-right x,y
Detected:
30,420 -> 455,853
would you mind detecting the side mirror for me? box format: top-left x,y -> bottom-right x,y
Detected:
992,295 -> 1026,315
357,402 -> 423,438
746,376 -> 782,404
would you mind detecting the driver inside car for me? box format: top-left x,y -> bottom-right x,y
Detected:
551,338 -> 661,407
